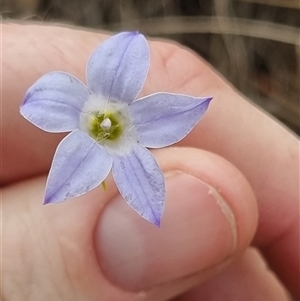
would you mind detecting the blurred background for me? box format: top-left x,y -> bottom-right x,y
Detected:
2,0 -> 299,134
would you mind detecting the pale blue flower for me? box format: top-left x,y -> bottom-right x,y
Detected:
20,32 -> 212,226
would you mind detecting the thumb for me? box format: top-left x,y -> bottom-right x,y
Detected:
3,147 -> 257,301
94,147 -> 257,299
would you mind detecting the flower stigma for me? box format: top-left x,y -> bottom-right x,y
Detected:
101,118 -> 112,130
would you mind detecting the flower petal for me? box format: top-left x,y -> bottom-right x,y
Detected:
131,93 -> 212,148
112,144 -> 165,226
20,72 -> 89,132
87,32 -> 149,104
44,130 -> 112,204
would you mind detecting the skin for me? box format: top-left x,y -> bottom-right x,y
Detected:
1,23 -> 299,301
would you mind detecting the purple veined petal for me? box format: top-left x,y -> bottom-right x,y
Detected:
44,129 -> 112,204
86,32 -> 150,104
131,93 -> 213,148
20,72 -> 90,132
112,144 -> 165,226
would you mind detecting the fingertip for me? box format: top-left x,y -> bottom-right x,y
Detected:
158,147 -> 259,253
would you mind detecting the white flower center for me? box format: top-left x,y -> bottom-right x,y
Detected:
79,95 -> 138,155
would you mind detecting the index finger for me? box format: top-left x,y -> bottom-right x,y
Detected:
1,23 -> 299,298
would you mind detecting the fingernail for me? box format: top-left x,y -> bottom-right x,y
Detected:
94,172 -> 237,291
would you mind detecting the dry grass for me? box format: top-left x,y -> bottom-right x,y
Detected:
2,0 -> 299,133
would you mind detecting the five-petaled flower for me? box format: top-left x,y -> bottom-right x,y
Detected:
20,32 -> 212,226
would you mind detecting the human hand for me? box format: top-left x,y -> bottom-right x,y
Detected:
2,23 -> 299,301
